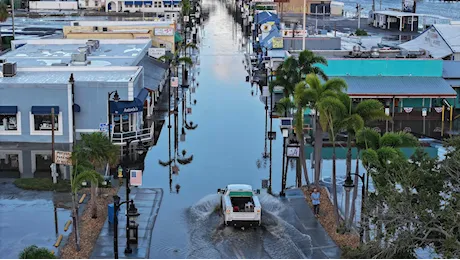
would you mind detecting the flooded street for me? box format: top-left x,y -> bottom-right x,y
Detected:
141,0 -> 315,258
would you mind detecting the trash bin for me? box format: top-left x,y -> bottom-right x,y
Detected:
108,204 -> 119,224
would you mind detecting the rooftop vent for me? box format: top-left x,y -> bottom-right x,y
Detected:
3,62 -> 17,77
370,46 -> 380,58
352,45 -> 362,57
87,40 -> 100,49
51,62 -> 69,66
72,53 -> 87,63
78,46 -> 91,55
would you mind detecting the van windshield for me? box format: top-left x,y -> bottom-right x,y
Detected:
229,191 -> 253,197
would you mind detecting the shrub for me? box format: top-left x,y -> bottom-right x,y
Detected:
14,178 -> 70,192
355,29 -> 368,36
18,245 -> 56,259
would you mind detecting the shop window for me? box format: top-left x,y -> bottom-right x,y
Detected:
30,112 -> 63,135
0,113 -> 20,134
0,153 -> 21,178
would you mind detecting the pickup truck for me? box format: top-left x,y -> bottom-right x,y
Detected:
217,184 -> 262,228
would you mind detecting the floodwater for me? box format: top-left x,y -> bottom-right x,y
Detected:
0,182 -> 72,259
141,0 -> 310,258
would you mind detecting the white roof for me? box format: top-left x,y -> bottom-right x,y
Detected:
398,24 -> 460,58
227,184 -> 253,191
374,10 -> 420,17
434,24 -> 460,53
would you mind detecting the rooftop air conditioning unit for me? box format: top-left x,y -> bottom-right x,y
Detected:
3,62 -> 17,77
51,63 -> 69,66
72,53 -> 87,63
352,45 -> 362,57
78,46 -> 91,54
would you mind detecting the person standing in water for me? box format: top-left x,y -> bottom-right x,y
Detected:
311,188 -> 321,217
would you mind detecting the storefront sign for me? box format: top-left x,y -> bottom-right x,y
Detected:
154,28 -> 174,36
123,107 -> 139,113
148,48 -> 166,59
287,145 -> 300,158
281,30 -> 307,37
55,151 -> 72,166
402,0 -> 415,13
272,37 -> 283,49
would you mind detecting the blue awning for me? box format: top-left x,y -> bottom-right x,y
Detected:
134,1 -> 142,5
125,1 -> 133,4
0,106 -> 17,115
73,104 -> 81,113
144,1 -> 153,4
172,0 -> 180,3
31,106 -> 59,115
109,90 -> 149,114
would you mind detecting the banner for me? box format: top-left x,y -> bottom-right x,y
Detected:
272,37 -> 283,49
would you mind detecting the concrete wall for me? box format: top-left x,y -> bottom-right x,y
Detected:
283,37 -> 341,51
29,1 -> 78,10
320,59 -> 444,77
63,25 -> 175,51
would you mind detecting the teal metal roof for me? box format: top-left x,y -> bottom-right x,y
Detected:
339,77 -> 457,98
443,61 -> 460,78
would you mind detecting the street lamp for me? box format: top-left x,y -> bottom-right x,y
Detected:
113,195 -> 140,259
108,91 -> 120,142
127,202 -> 140,244
354,173 -> 366,244
343,174 -> 355,229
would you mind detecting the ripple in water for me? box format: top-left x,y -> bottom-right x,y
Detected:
185,193 -> 313,259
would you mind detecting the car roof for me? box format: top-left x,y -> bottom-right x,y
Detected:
227,184 -> 253,191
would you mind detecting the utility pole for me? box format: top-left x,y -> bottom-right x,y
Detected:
302,0 -> 306,50
315,6 -> 318,34
357,3 -> 361,29
372,0 -> 375,12
11,0 -> 15,39
51,107 -> 56,184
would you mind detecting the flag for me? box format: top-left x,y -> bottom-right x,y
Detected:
130,170 -> 142,186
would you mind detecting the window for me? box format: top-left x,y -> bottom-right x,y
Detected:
0,152 -> 21,178
30,108 -> 63,136
0,107 -> 21,135
103,27 -> 108,32
173,4 -> 178,8
34,114 -> 58,131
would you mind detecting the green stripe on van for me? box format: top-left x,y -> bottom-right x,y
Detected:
229,191 -> 253,197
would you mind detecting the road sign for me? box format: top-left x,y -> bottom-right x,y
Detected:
286,145 -> 300,158
187,107 -> 192,114
171,77 -> 179,88
55,151 -> 72,166
262,86 -> 270,97
422,108 -> 427,117
130,170 -> 143,186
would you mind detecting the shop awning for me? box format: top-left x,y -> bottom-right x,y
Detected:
174,31 -> 183,43
125,1 -> 134,4
341,77 -> 457,98
144,1 -> 153,4
109,89 -> 150,114
134,1 -> 142,5
31,106 -> 60,115
0,106 -> 17,115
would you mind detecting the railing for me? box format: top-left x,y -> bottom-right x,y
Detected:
111,124 -> 155,145
393,106 -> 450,121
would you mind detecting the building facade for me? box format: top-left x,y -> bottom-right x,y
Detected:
105,0 -> 181,18
63,21 -> 177,52
277,0 -> 331,15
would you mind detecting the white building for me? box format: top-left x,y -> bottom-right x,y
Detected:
106,0 -> 181,20
78,0 -> 104,9
29,1 -> 78,10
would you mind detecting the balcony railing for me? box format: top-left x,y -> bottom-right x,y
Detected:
111,124 -> 155,145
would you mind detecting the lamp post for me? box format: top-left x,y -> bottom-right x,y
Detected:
108,91 -> 120,142
354,173 -> 366,244
280,128 -> 289,196
113,195 -> 140,259
343,174 -> 355,229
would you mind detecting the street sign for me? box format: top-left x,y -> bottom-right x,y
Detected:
99,123 -> 108,132
171,77 -> 179,88
262,86 -> 270,97
130,170 -> 143,186
55,151 -> 72,166
286,145 -> 300,158
422,108 -> 427,117
172,165 -> 179,174
262,179 -> 269,189
267,131 -> 276,140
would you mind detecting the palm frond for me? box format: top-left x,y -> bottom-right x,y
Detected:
178,57 -> 193,65
356,127 -> 381,150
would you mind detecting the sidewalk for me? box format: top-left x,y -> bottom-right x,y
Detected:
90,187 -> 163,259
284,188 -> 341,259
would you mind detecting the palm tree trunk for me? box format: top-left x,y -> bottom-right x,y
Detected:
344,135 -> 352,225
296,107 -> 310,185
71,192 -> 80,251
314,114 -> 322,187
332,141 -> 340,227
348,149 -> 360,228
91,181 -> 97,218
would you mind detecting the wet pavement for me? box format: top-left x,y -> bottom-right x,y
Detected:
0,180 -> 73,259
91,187 -> 163,259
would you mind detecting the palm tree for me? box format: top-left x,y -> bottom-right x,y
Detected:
19,245 -> 56,259
340,96 -> 390,228
0,3 -> 8,50
318,95 -> 348,227
356,127 -> 419,240
75,132 -> 119,219
275,97 -> 295,117
304,74 -> 347,188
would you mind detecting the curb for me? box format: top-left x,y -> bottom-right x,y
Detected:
145,188 -> 164,259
